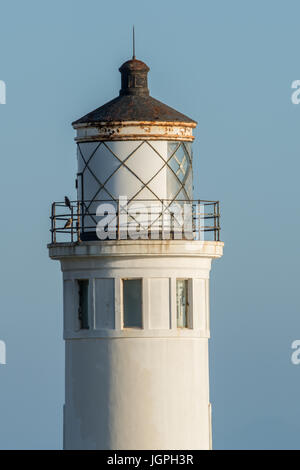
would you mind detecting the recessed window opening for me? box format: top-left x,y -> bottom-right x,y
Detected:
176,279 -> 189,328
123,279 -> 143,328
78,280 -> 89,329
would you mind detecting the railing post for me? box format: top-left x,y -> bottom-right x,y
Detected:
217,201 -> 220,241
198,200 -> 200,241
51,203 -> 53,244
77,201 -> 81,242
71,205 -> 74,243
162,200 -> 164,239
117,198 -> 120,240
213,202 -> 217,241
52,202 -> 56,244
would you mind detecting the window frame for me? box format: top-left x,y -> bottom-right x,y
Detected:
176,278 -> 192,329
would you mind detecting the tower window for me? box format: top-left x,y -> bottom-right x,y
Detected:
122,279 -> 143,328
176,279 -> 189,328
78,280 -> 89,329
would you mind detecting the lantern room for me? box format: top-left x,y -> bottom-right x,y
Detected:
72,58 -> 197,240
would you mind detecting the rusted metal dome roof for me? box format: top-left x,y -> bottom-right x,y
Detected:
119,58 -> 150,73
72,58 -> 196,126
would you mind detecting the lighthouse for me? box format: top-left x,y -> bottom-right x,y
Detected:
48,52 -> 223,450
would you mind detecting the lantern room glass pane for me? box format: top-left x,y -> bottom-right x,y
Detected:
183,142 -> 192,160
168,143 -> 190,182
176,279 -> 189,328
184,170 -> 193,200
123,279 -> 143,328
166,170 -> 181,199
168,142 -> 180,158
167,143 -> 192,202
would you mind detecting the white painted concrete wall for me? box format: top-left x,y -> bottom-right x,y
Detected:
49,240 -> 223,450
64,338 -> 210,450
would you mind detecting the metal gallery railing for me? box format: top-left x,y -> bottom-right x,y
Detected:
50,199 -> 220,244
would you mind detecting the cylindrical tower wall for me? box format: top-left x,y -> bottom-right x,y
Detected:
48,240 -> 224,450
64,337 -> 210,450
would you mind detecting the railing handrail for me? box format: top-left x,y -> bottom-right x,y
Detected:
50,199 -> 221,244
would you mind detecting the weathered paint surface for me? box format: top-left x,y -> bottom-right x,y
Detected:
74,121 -> 195,142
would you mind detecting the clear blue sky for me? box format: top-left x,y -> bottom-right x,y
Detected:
0,0 -> 299,449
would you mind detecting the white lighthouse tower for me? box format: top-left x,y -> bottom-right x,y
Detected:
48,52 -> 223,450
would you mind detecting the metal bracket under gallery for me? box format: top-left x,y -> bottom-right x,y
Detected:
50,199 -> 221,244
